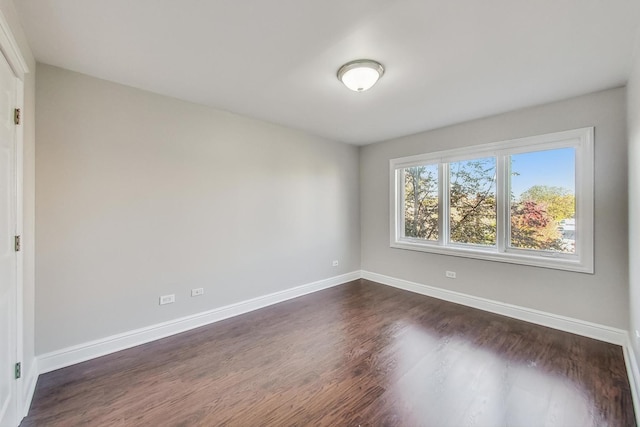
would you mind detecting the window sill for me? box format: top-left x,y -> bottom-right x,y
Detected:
390,240 -> 593,274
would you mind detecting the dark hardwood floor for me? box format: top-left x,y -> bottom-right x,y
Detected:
21,279 -> 636,426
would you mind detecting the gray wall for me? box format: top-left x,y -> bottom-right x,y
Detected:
361,87 -> 629,329
628,44 -> 640,369
33,63 -> 634,355
0,0 -> 37,402
35,64 -> 360,354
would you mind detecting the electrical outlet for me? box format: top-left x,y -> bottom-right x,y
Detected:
445,271 -> 456,279
332,260 -> 339,267
191,288 -> 204,297
159,294 -> 175,305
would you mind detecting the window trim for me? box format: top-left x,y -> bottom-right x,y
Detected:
389,127 -> 594,273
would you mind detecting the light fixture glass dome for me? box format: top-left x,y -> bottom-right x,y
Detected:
337,59 -> 384,92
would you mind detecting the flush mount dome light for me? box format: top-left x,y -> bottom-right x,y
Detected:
337,59 -> 384,92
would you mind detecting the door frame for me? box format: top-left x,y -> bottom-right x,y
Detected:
0,8 -> 29,426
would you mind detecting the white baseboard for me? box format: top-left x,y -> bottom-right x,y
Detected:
37,271 -> 360,374
21,358 -> 37,417
623,334 -> 640,426
37,270 -> 630,371
28,270 -> 639,423
361,270 -> 628,345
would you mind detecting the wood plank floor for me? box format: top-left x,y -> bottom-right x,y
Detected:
21,279 -> 636,426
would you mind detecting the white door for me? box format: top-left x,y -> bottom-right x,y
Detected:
0,49 -> 18,427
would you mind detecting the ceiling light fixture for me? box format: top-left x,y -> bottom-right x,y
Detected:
337,59 -> 384,92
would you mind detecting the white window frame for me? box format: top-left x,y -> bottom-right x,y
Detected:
390,127 -> 594,273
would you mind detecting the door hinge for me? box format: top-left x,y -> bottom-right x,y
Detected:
14,235 -> 21,252
15,362 -> 21,379
14,108 -> 20,125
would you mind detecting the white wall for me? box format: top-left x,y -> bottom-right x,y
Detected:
361,87 -> 629,329
628,39 -> 640,369
35,64 -> 360,354
0,0 -> 36,409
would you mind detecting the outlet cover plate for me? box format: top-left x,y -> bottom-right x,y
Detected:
159,294 -> 175,305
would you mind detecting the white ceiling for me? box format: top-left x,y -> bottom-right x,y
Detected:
15,0 -> 640,145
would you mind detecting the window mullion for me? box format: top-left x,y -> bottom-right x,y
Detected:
440,162 -> 449,246
397,169 -> 404,240
496,154 -> 509,254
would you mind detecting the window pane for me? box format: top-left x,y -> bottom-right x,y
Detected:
403,165 -> 438,240
510,148 -> 576,253
449,157 -> 496,246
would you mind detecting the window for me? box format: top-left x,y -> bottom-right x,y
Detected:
390,128 -> 594,273
509,148 -> 576,254
404,164 -> 439,241
449,157 -> 497,247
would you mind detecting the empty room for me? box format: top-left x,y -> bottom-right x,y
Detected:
1,0 -> 640,426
